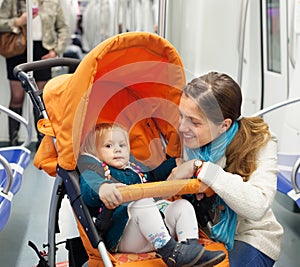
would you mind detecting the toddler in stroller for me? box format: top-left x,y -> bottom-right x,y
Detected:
14,31 -> 229,267
78,122 -> 226,267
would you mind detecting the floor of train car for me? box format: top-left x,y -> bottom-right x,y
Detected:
0,143 -> 300,267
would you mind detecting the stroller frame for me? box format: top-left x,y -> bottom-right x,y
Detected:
14,32 -> 228,267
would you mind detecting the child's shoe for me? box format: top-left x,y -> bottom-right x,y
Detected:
186,239 -> 226,267
156,237 -> 204,267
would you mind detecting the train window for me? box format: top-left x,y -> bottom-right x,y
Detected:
266,0 -> 281,73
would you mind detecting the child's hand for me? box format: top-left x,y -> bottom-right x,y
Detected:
175,157 -> 185,166
99,183 -> 126,209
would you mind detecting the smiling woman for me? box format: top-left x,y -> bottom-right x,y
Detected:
171,71 -> 284,267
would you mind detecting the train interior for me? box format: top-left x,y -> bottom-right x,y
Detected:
1,0 -> 300,266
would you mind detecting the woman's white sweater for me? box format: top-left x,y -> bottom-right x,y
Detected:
198,134 -> 284,260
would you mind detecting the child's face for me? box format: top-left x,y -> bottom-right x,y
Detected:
96,128 -> 130,169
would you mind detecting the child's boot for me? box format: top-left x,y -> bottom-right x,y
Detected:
186,239 -> 226,267
156,237 -> 204,267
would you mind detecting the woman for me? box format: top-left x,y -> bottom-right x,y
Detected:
170,72 -> 284,266
0,0 -> 69,147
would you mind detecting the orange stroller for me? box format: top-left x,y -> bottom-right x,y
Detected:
14,32 -> 229,267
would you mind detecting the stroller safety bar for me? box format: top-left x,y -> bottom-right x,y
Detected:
117,178 -> 214,203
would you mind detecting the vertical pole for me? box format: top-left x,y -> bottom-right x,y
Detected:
26,0 -> 33,63
237,0 -> 249,86
130,0 -> 136,32
157,0 -> 167,38
25,0 -> 33,144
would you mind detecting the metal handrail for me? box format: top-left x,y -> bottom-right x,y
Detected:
0,105 -> 31,147
237,0 -> 249,86
291,158 -> 300,194
252,97 -> 300,117
252,97 -> 300,194
0,154 -> 13,195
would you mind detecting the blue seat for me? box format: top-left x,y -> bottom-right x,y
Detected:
0,104 -> 31,231
0,146 -> 31,231
277,153 -> 300,208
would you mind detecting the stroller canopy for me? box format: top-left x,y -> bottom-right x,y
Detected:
34,32 -> 186,176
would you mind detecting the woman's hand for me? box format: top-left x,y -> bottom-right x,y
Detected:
168,160 -> 195,180
99,183 -> 126,209
15,12 -> 27,27
41,50 -> 57,60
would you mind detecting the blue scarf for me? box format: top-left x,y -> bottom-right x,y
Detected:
185,121 -> 239,251
185,121 -> 238,163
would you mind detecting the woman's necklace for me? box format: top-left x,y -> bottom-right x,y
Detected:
101,161 -> 148,182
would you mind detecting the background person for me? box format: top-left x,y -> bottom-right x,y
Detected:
0,0 -> 69,147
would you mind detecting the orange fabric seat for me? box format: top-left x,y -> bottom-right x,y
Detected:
78,220 -> 229,267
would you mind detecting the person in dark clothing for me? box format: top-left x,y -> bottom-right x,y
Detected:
0,0 -> 69,147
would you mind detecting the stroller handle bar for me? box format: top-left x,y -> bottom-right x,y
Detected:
13,58 -> 81,120
117,178 -> 214,204
13,58 -> 80,77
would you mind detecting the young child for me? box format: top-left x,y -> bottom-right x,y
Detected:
78,122 -> 226,267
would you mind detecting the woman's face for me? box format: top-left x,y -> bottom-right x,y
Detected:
178,94 -> 226,149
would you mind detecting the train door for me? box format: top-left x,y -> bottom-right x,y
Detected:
261,0 -> 289,107
261,0 -> 300,152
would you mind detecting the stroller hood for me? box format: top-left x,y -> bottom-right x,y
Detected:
34,32 -> 186,176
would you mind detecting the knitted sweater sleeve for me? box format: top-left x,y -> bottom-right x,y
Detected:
198,135 -> 278,220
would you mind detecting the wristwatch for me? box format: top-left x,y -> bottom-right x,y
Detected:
193,159 -> 203,177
